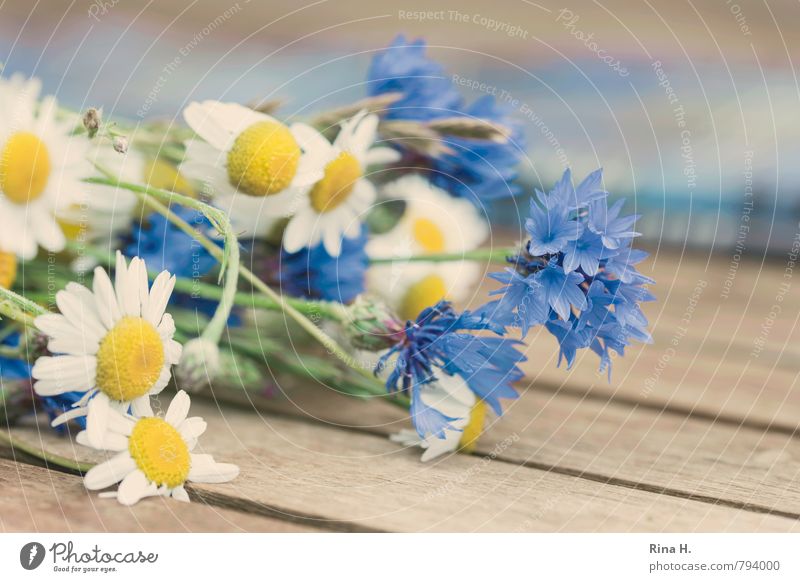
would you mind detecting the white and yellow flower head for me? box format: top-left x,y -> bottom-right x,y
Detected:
389,373 -> 486,463
82,390 -> 239,505
32,251 -> 182,432
0,74 -> 92,259
282,110 -> 400,257
367,175 -> 489,321
180,100 -> 328,238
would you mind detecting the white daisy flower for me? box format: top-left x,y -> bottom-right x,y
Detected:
367,175 -> 489,320
32,251 -> 182,436
0,74 -> 92,259
82,390 -> 239,505
180,100 -> 327,238
389,374 -> 487,463
282,110 -> 400,257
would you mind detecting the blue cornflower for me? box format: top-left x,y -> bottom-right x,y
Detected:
604,245 -> 654,285
545,317 -> 592,370
484,268 -> 548,336
367,34 -> 462,120
280,226 -> 369,303
576,281 -> 620,331
535,260 -> 588,320
429,96 -> 526,203
481,168 -> 654,376
126,206 -> 217,279
588,197 -> 641,250
0,330 -> 31,380
368,37 -> 525,204
526,197 -> 583,256
562,230 -> 605,275
377,301 -> 526,438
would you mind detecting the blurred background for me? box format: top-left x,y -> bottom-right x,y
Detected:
1,0 -> 797,255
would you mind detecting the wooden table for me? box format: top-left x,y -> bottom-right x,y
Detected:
2,250 -> 800,532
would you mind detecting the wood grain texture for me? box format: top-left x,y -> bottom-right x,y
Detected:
4,404 -> 799,532
212,377 -> 800,518
0,458 -> 320,532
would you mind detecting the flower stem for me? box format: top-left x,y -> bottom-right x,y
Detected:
84,175 -> 239,352
368,247 -> 517,264
0,286 -> 46,325
0,430 -> 94,474
64,241 -> 346,323
226,332 -> 409,408
83,177 -> 366,381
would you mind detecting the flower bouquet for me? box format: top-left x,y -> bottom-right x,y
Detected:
0,35 -> 654,506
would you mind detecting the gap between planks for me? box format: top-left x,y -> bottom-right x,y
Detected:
5,404 -> 799,532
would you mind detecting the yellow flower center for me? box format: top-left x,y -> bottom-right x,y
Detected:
0,132 -> 51,204
412,218 -> 445,253
0,252 -> 17,289
458,400 -> 487,453
128,417 -> 190,488
399,274 -> 447,321
309,152 -> 362,213
95,317 -> 165,401
226,120 -> 300,196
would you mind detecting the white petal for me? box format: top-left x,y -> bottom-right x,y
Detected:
365,146 -> 401,165
55,288 -> 105,346
76,429 -> 128,452
290,122 -> 330,153
188,454 -> 239,483
114,251 -> 129,313
150,365 -> 172,394
322,222 -> 344,257
130,396 -> 153,418
282,212 -> 313,253
32,212 -> 66,254
178,416 -> 207,441
92,266 -> 121,328
158,313 -> 176,338
171,486 -> 190,503
35,314 -> 93,356
84,452 -> 136,490
143,271 -> 175,325
86,392 -> 111,449
164,339 -> 183,364
183,102 -> 232,151
50,406 -> 88,427
349,113 -> 380,153
32,355 -> 95,394
165,390 -> 191,426
117,470 -> 156,506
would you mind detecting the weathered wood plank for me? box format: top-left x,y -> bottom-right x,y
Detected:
214,378 -> 800,517
5,405 -> 799,532
0,458 -> 320,532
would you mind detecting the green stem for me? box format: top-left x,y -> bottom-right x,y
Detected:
83,177 -> 363,380
65,241 -> 346,322
0,430 -> 94,474
0,286 -> 46,325
84,176 -> 239,349
369,247 -> 517,264
226,332 -> 409,408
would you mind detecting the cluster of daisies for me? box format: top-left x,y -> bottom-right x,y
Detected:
0,35 -> 655,506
